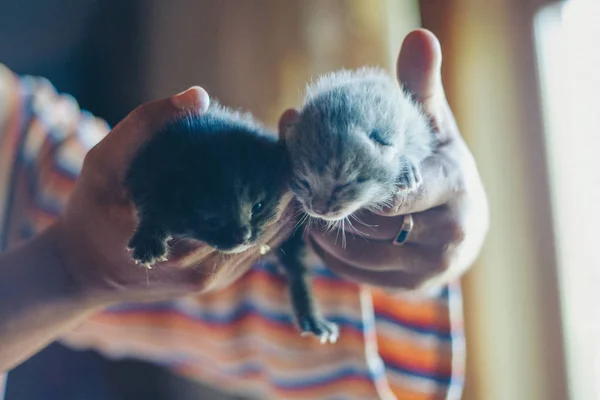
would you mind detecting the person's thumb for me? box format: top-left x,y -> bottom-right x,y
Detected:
397,29 -> 444,105
87,86 -> 210,180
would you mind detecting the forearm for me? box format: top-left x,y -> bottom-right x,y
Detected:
0,225 -> 103,372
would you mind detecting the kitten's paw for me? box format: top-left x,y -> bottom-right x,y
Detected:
397,161 -> 422,192
298,315 -> 339,344
127,233 -> 169,268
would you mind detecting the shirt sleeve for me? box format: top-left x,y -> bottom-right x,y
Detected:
0,66 -> 109,249
0,64 -> 465,400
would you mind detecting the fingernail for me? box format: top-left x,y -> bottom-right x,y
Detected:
172,86 -> 210,112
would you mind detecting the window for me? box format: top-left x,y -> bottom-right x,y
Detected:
534,1 -> 600,399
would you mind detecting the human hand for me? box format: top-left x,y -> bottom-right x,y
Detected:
279,29 -> 489,293
51,87 -> 294,306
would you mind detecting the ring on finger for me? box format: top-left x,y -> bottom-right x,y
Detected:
392,214 -> 414,246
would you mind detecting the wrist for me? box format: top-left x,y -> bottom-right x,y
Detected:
41,223 -> 112,311
0,224 -> 103,371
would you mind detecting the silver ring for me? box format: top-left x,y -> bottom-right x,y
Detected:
392,214 -> 413,246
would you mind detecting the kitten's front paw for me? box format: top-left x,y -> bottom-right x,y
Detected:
298,315 -> 339,344
397,161 -> 422,192
127,233 -> 169,268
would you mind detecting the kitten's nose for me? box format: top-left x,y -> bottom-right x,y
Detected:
311,199 -> 329,215
232,227 -> 252,243
312,206 -> 327,214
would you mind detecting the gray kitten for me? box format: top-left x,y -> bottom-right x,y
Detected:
285,67 -> 435,221
273,67 -> 436,345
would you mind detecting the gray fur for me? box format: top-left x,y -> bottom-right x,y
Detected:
286,66 -> 435,220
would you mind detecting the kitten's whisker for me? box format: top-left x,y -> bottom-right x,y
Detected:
293,213 -> 309,236
345,215 -> 367,237
370,204 -> 383,211
334,220 -> 341,245
378,196 -> 395,207
302,216 -> 313,239
350,213 -> 378,229
341,219 -> 347,249
324,220 -> 338,235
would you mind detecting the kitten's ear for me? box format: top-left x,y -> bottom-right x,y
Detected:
278,108 -> 300,141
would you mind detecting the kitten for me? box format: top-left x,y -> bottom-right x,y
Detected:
273,67 -> 436,344
124,102 -> 290,265
124,102 -> 338,343
285,66 -> 435,221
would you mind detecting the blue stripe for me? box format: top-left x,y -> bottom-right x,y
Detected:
1,79 -> 35,251
384,361 -> 460,385
107,346 -> 383,390
174,356 -> 383,390
106,299 -> 367,334
374,313 -> 453,339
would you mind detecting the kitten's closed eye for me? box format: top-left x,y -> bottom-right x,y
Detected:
369,130 -> 392,147
290,178 -> 312,195
332,182 -> 353,195
333,177 -> 368,195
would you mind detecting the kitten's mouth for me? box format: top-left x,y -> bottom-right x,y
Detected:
217,243 -> 255,254
305,208 -> 352,222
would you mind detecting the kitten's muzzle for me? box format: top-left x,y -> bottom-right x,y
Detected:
231,226 -> 252,244
213,227 -> 254,253
306,208 -> 347,221
218,243 -> 253,254
307,200 -> 344,220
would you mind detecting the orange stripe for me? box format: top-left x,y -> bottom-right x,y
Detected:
65,328 -> 366,373
192,268 -> 364,310
388,382 -> 439,400
377,334 -> 453,376
372,289 -> 451,329
174,363 -> 379,400
88,311 -> 364,351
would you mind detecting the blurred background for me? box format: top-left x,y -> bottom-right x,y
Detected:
1,0 -> 598,399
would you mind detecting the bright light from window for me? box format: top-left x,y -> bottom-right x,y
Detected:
534,1 -> 600,399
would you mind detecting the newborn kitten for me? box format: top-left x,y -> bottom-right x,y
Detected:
285,66 -> 435,221
124,102 -> 290,265
124,102 -> 338,343
274,67 -> 436,344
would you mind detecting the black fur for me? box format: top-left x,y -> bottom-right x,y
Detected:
125,105 -> 290,261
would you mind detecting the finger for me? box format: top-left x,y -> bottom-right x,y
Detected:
397,29 -> 444,110
310,203 -> 461,264
397,29 -> 465,140
373,142 -> 467,216
88,86 -> 210,177
311,234 -> 441,287
319,201 -> 458,241
278,108 -> 300,141
315,249 -> 433,291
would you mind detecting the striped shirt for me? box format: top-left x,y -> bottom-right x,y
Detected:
0,65 -> 465,400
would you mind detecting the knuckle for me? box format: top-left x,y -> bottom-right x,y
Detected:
80,143 -> 117,192
81,146 -> 106,182
447,217 -> 466,245
435,251 -> 454,273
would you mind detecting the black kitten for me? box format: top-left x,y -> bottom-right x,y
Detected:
124,103 -> 289,264
124,102 -> 338,343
